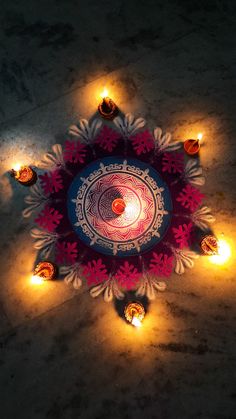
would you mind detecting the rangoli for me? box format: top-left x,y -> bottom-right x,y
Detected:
23,114 -> 215,301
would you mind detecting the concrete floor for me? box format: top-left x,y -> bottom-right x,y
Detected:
0,1 -> 236,418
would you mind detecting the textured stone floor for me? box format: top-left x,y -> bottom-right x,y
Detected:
0,1 -> 236,418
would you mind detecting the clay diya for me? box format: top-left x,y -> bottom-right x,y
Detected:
11,165 -> 37,186
32,261 -> 57,281
200,235 -> 218,255
184,133 -> 203,156
98,90 -> 118,120
112,198 -> 126,215
124,302 -> 145,327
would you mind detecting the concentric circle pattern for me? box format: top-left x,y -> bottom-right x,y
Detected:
68,157 -> 172,257
25,113 -> 209,299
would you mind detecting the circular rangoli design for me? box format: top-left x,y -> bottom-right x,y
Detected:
67,157 -> 172,257
22,113 -> 215,301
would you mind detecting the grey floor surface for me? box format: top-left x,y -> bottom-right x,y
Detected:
0,1 -> 236,418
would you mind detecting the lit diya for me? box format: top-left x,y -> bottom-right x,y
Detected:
32,261 -> 57,283
200,235 -> 218,255
111,198 -> 126,215
184,133 -> 203,156
11,164 -> 37,186
124,301 -> 145,327
98,89 -> 119,120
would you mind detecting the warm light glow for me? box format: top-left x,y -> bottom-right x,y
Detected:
197,132 -> 203,142
210,239 -> 231,265
100,88 -> 109,99
31,275 -> 44,285
131,316 -> 142,328
124,202 -> 139,219
12,163 -> 22,171
125,203 -> 134,215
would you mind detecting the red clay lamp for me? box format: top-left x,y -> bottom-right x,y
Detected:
98,88 -> 118,120
200,235 -> 218,255
11,164 -> 37,186
124,302 -> 145,327
112,198 -> 126,215
201,234 -> 231,265
31,261 -> 56,285
184,133 -> 203,156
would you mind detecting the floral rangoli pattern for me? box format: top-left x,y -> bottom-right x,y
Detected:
68,157 -> 172,257
23,113 -> 215,302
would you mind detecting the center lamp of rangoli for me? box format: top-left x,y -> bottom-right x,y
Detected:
111,198 -> 126,215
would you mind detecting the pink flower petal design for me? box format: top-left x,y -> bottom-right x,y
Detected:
176,184 -> 204,212
149,252 -> 173,277
162,152 -> 184,174
131,130 -> 154,155
39,170 -> 63,195
55,241 -> 78,264
172,222 -> 193,248
64,139 -> 87,163
82,259 -> 108,286
95,126 -> 120,152
35,206 -> 63,232
115,261 -> 140,290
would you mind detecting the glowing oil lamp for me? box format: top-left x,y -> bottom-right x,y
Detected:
11,164 -> 37,186
210,238 -> 231,265
31,261 -> 56,284
184,133 -> 203,156
98,88 -> 118,120
112,198 -> 126,215
124,302 -> 145,327
201,234 -> 231,265
200,235 -> 218,255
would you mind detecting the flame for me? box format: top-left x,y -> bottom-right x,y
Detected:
131,316 -> 142,327
12,163 -> 22,172
100,88 -> 109,99
124,202 -> 139,219
197,132 -> 203,142
31,275 -> 44,285
210,239 -> 231,265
